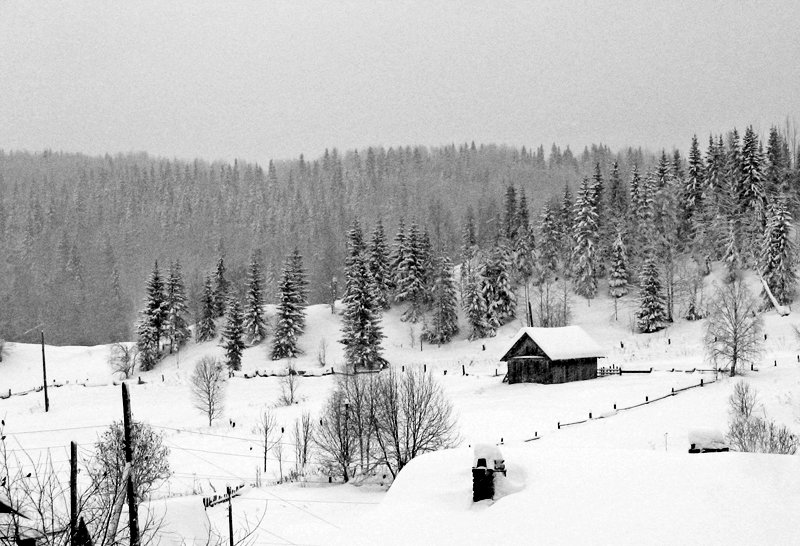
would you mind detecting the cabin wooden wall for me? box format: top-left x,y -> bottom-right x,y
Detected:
508,357 -> 597,384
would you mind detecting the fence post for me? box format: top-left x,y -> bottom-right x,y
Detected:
613,403 -> 616,410
424,364 -> 427,373
700,379 -> 704,387
557,422 -> 560,430
645,396 -> 648,402
443,370 -> 447,376
589,412 -> 592,419
462,364 -> 466,376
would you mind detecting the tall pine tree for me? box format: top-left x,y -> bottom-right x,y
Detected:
423,256 -> 459,344
271,250 -> 308,360
463,266 -> 489,340
608,232 -> 629,321
572,177 -> 599,300
137,261 -> 168,371
244,254 -> 268,345
213,257 -> 229,318
760,198 -> 796,307
368,219 -> 392,309
222,298 -> 245,371
636,251 -> 667,333
340,249 -> 385,370
164,261 -> 190,353
196,274 -> 217,342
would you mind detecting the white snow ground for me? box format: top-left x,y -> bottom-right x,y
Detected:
1,270 -> 799,544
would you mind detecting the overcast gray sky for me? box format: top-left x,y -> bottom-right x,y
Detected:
1,1 -> 798,164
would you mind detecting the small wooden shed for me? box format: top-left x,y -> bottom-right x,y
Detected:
499,326 -> 604,384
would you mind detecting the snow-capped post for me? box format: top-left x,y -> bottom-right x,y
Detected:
462,364 -> 465,376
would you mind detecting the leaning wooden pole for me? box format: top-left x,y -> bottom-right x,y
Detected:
70,441 -> 78,546
41,331 -> 49,412
122,383 -> 140,546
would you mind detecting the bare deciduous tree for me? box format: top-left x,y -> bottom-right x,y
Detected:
271,441 -> 284,483
191,356 -> 226,426
109,342 -> 139,379
704,280 -> 762,377
279,366 -> 299,406
337,373 -> 377,476
252,409 -> 278,473
372,368 -> 459,479
729,381 -> 759,419
293,412 -> 314,475
315,389 -> 356,482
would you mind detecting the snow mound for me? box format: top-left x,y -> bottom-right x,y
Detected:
342,445 -> 800,545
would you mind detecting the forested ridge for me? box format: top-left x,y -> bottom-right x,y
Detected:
1,126 -> 798,346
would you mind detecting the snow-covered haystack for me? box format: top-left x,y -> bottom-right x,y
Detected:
343,445 -> 800,545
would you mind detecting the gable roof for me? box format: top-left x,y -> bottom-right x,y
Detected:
499,326 -> 605,361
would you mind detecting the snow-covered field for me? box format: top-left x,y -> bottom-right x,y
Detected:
2,272 -> 800,544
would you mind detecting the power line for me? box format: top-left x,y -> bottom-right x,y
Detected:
4,424 -> 108,435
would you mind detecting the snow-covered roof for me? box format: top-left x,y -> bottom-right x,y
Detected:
500,326 -> 605,361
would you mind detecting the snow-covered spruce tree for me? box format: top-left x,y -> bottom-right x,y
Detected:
423,256 -> 459,344
591,162 -> 610,276
419,228 -> 434,302
164,260 -> 190,353
389,218 -> 406,291
607,161 -> 628,231
137,261 -> 168,371
538,203 -> 560,277
213,257 -> 229,318
244,254 -> 268,345
503,185 -> 518,240
740,125 -> 767,231
512,224 -> 536,285
340,251 -> 385,370
395,221 -> 426,322
221,299 -> 245,371
760,199 -> 797,307
368,219 -> 392,309
765,126 -> 790,197
636,251 -> 667,333
516,187 -> 530,235
288,247 -> 309,331
571,177 -> 599,300
271,251 -> 308,360
608,232 -> 629,321
722,220 -> 742,283
682,135 -> 705,239
195,274 -> 217,342
462,267 -> 489,340
481,245 -> 516,333
559,184 -> 574,270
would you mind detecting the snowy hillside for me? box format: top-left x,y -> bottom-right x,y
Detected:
2,270 -> 800,544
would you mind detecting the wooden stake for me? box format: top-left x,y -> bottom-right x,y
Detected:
41,331 -> 49,412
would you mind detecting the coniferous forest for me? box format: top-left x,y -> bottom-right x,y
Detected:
1,125 -> 798,346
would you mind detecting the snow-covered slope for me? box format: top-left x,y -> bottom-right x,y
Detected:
1,267 -> 799,544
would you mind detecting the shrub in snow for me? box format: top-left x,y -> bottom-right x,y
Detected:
90,420 -> 171,499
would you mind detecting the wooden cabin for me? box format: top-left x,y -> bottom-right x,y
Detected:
499,326 -> 604,384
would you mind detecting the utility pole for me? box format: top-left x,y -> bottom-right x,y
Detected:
227,486 -> 234,546
122,383 -> 140,546
41,331 -> 49,412
70,441 -> 78,546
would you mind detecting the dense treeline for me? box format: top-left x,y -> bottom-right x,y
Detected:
0,142 -> 641,344
1,127 -> 797,346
